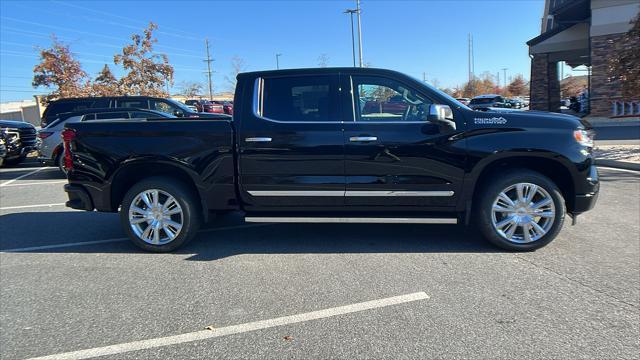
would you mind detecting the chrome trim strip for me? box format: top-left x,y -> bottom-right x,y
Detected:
346,190 -> 454,197
247,190 -> 454,197
349,136 -> 378,142
248,190 -> 344,197
245,217 -> 458,224
245,137 -> 272,142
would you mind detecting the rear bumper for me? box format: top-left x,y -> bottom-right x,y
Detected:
64,184 -> 94,211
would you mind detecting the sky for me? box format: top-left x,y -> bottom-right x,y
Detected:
0,0 -> 556,102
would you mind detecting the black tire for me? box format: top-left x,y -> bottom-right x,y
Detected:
56,153 -> 67,175
120,177 -> 201,252
476,169 -> 566,251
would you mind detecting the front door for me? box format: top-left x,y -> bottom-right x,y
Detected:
343,75 -> 466,210
238,74 -> 344,210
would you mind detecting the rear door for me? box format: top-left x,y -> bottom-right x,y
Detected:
342,74 -> 466,209
238,74 -> 344,210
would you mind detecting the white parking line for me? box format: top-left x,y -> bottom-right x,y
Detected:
27,291 -> 429,360
0,223 -> 272,252
0,203 -> 66,211
0,180 -> 67,188
0,166 -> 51,174
597,166 -> 640,174
0,167 -> 49,187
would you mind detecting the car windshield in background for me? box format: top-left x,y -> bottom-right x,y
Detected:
165,99 -> 193,112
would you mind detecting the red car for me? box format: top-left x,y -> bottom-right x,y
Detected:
211,101 -> 233,115
196,100 -> 224,114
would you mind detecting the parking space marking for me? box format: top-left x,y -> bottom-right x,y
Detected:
0,180 -> 67,187
0,166 -> 52,174
597,166 -> 640,174
0,223 -> 272,252
0,167 -> 49,187
0,203 -> 66,211
27,291 -> 429,360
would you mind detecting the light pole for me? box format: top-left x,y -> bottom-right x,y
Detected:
276,53 -> 282,70
356,0 -> 363,67
501,67 -> 508,89
344,9 -> 357,67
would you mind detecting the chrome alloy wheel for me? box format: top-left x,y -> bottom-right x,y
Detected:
128,189 -> 183,245
491,183 -> 556,243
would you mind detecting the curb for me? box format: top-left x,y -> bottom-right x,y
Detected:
595,159 -> 640,171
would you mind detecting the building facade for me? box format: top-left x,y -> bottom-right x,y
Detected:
527,0 -> 639,117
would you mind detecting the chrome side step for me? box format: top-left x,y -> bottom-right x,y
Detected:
244,217 -> 458,224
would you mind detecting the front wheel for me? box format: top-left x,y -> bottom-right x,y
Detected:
476,170 -> 566,251
120,177 -> 201,252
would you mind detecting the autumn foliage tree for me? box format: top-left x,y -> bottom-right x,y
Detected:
32,36 -> 90,104
91,64 -> 120,96
507,74 -> 529,96
114,22 -> 173,97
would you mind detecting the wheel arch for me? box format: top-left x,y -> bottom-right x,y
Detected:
465,154 -> 577,214
109,159 -> 207,221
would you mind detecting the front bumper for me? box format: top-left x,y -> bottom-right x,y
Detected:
572,165 -> 600,214
64,184 -> 94,211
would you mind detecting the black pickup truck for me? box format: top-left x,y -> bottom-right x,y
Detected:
62,67 -> 599,252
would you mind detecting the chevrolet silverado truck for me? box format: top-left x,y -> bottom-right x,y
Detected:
62,68 -> 599,252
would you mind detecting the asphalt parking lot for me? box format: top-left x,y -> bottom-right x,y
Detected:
1,161 -> 638,359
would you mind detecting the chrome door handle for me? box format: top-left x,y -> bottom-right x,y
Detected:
349,136 -> 377,142
245,137 -> 272,142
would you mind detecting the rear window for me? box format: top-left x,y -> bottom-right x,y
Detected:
470,97 -> 497,104
262,76 -> 334,122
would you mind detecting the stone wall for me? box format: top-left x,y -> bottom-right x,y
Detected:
529,54 -> 561,112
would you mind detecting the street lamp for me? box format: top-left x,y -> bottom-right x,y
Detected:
344,9 -> 357,67
276,53 -> 282,70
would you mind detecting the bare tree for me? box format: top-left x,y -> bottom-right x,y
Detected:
225,55 -> 247,91
179,81 -> 203,98
32,35 -> 90,104
114,22 -> 174,97
317,53 -> 330,68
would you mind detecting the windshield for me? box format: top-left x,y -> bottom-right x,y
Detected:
165,98 -> 193,113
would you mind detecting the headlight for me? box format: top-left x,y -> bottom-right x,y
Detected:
573,129 -> 594,147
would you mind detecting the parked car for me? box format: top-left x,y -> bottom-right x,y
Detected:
0,120 -> 37,166
468,95 -> 511,110
0,131 -> 7,167
507,98 -> 524,109
41,96 -> 229,127
63,67 -> 598,253
195,100 -> 225,114
184,99 -> 199,111
456,98 -> 470,106
38,108 -> 174,173
223,101 -> 234,115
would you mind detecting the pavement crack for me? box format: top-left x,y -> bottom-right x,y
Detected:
513,254 -> 639,312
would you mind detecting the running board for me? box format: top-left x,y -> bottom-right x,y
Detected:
244,217 -> 458,224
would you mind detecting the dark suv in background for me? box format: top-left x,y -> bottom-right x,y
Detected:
41,96 -> 230,127
0,120 -> 37,166
468,95 -> 511,110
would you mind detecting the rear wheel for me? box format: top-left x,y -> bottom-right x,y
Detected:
120,177 -> 201,252
476,170 -> 565,251
56,153 -> 67,175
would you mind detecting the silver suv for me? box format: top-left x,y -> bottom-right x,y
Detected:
37,108 -> 172,173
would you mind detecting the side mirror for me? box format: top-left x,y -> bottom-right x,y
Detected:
427,104 -> 456,130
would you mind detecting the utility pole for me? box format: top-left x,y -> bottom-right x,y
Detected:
501,68 -> 508,89
497,72 -> 500,91
204,38 -> 214,101
344,9 -> 357,67
356,0 -> 363,67
276,53 -> 282,70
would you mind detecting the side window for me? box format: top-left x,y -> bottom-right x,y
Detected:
131,111 -> 155,118
149,100 -> 177,115
91,99 -> 110,108
262,76 -> 335,122
81,114 -> 97,121
94,112 -> 130,120
353,76 -> 431,122
116,100 -> 148,109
